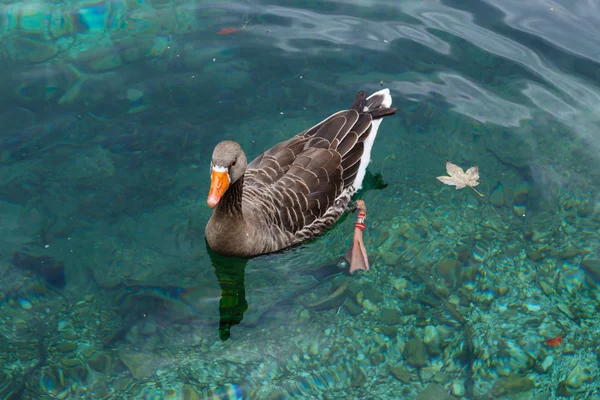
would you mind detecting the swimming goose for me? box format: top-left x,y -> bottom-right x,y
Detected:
205,89 -> 396,272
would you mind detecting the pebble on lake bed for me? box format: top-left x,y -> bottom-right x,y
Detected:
451,380 -> 465,397
19,298 -> 32,310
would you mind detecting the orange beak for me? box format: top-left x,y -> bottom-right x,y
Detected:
207,168 -> 230,208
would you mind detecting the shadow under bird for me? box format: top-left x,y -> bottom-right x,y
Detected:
205,89 -> 397,273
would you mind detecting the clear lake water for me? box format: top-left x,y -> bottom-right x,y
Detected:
1,0 -> 600,399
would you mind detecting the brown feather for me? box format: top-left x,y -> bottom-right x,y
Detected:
300,110 -> 346,138
341,142 -> 364,171
320,151 -> 342,174
336,131 -> 359,157
353,115 -> 373,137
312,167 -> 330,185
305,137 -> 330,150
350,90 -> 367,110
314,115 -> 347,143
342,159 -> 361,187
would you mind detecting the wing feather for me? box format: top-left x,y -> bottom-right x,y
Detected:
242,90 -> 396,239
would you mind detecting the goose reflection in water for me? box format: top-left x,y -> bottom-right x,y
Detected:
207,241 -> 354,342
207,170 -> 388,341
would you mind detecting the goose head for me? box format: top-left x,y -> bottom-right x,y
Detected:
207,140 -> 247,208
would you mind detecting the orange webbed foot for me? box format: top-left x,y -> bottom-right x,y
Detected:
345,200 -> 370,274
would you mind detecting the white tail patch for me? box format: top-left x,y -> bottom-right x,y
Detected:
352,88 -> 392,191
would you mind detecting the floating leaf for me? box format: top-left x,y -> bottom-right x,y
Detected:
437,160 -> 483,196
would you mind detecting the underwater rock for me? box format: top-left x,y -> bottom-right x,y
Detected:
351,366 -> 368,387
526,248 -> 545,262
60,357 -> 83,368
343,297 -> 363,316
423,325 -> 441,355
389,365 -> 412,383
489,182 -> 505,207
38,364 -> 71,398
380,326 -> 398,338
126,88 -> 149,113
307,341 -> 319,357
8,36 -> 58,63
127,88 -> 144,102
538,355 -> 554,373
379,308 -> 402,325
565,365 -> 591,390
87,352 -> 111,374
539,280 -> 555,296
417,383 -> 451,400
495,281 -> 509,296
581,258 -> 600,282
393,277 -> 409,291
0,106 -> 36,135
485,129 -> 530,169
361,282 -> 384,303
492,375 -> 535,397
503,183 -> 515,207
451,380 -> 465,397
433,371 -> 449,384
558,247 -> 580,259
137,318 -> 159,336
512,183 -> 530,217
19,297 -> 32,310
119,351 -> 156,380
298,309 -> 310,323
70,146 -> 116,180
380,250 -> 401,266
85,52 -> 123,72
0,371 -> 19,399
419,365 -> 441,382
55,341 -> 77,354
434,258 -> 461,284
559,261 -> 585,294
11,252 -> 65,288
405,337 -> 428,368
556,381 -> 570,397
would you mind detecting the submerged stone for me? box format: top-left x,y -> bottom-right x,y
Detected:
581,258 -> 600,282
558,247 -> 580,259
417,383 -> 451,400
119,351 -> 156,380
492,375 -> 535,397
423,325 -> 441,355
389,365 -> 412,383
9,36 -> 58,63
512,183 -> 529,217
565,365 -> 591,389
343,297 -> 363,316
55,341 -> 77,353
381,325 -> 398,338
87,352 -> 111,374
379,308 -> 402,325
12,252 -> 65,288
405,337 -> 428,368
434,258 -> 461,283
19,297 -> 32,310
489,182 -> 505,207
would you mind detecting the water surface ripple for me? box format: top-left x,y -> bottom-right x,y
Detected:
0,0 -> 599,398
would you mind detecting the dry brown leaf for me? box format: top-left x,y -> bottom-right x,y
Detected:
437,160 -> 483,196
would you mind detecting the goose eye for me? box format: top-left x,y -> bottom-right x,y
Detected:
231,160 -> 237,167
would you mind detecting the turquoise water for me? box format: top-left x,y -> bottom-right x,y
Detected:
1,0 -> 600,398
